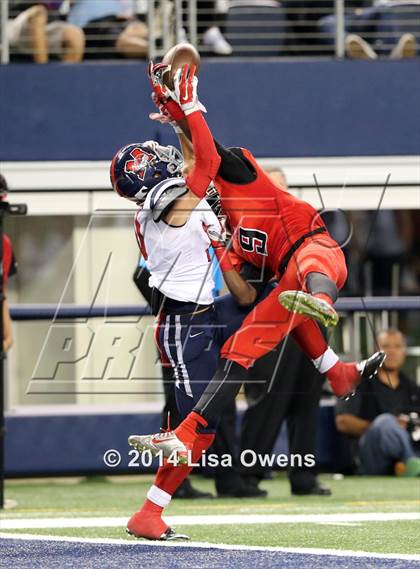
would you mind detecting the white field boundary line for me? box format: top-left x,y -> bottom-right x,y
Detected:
0,512 -> 419,530
0,532 -> 419,562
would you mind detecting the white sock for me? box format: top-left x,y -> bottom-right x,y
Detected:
312,347 -> 339,374
147,485 -> 172,508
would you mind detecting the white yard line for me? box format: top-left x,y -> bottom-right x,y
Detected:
0,512 -> 419,530
0,532 -> 419,562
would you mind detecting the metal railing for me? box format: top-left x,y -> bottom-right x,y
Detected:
8,296 -> 420,320
1,0 -> 418,63
8,296 -> 420,385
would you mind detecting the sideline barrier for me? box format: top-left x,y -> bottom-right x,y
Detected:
9,297 -> 420,320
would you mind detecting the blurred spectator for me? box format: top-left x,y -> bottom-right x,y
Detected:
409,211 -> 420,294
68,0 -> 148,59
7,1 -> 84,63
181,0 -> 232,55
0,174 -> 18,353
266,167 -> 287,188
198,0 -> 232,54
318,0 -> 419,59
336,329 -> 420,476
345,32 -> 416,59
282,0 -> 339,56
351,210 -> 413,296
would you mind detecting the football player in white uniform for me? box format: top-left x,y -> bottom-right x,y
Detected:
110,67 -> 258,541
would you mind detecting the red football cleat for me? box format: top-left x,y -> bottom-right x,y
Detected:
327,362 -> 361,398
327,351 -> 386,399
127,508 -> 169,540
126,504 -> 190,541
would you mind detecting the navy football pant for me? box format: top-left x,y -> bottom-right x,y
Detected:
157,295 -> 250,433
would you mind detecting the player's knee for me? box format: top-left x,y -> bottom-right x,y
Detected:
371,413 -> 399,433
124,22 -> 148,39
62,25 -> 85,60
63,25 -> 85,47
117,24 -> 148,58
306,272 -> 338,302
27,5 -> 48,24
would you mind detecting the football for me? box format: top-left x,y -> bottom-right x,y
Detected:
161,43 -> 201,90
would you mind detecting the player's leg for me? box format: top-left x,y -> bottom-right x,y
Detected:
129,299 -> 252,457
291,319 -> 384,397
127,310 -> 219,539
171,272 -> 310,449
281,239 -> 385,395
14,5 -> 49,63
127,431 -> 214,540
279,236 -> 347,327
213,293 -> 254,344
172,253 -> 385,453
116,21 -> 148,58
58,23 -> 85,62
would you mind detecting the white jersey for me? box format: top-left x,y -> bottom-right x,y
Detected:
134,181 -> 221,305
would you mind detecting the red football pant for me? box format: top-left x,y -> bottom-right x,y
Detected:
220,236 -> 347,367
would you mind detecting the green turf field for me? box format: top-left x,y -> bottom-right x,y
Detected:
1,474 -> 419,555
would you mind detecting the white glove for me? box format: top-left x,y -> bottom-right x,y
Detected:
173,64 -> 206,116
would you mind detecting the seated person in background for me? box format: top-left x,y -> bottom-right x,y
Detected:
194,0 -> 232,55
318,0 -> 418,59
336,328 -> 420,477
354,210 -> 413,296
7,1 -> 84,63
68,0 -> 148,59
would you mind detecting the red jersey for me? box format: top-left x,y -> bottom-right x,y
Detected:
3,234 -> 15,285
216,148 -> 327,277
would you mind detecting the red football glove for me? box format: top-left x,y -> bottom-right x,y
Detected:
205,225 -> 233,273
148,61 -> 185,123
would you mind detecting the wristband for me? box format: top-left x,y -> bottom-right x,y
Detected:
212,243 -> 233,272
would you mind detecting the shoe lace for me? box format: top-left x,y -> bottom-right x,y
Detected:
155,430 -> 175,440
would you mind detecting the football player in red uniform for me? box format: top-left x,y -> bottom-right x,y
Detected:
135,64 -> 385,463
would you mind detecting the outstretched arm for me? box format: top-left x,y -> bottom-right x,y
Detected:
149,63 -> 252,187
170,65 -> 221,199
176,129 -> 194,176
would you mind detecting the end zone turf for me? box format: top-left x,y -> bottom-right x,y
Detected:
1,474 -> 419,564
1,535 -> 420,569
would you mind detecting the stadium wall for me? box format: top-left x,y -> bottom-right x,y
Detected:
4,406 -> 337,476
1,60 -> 419,161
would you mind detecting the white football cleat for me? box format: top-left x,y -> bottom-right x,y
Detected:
128,431 -> 189,465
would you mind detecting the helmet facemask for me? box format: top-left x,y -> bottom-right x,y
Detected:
142,141 -> 184,178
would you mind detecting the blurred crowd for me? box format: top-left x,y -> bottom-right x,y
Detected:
323,209 -> 420,298
3,0 -> 419,62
